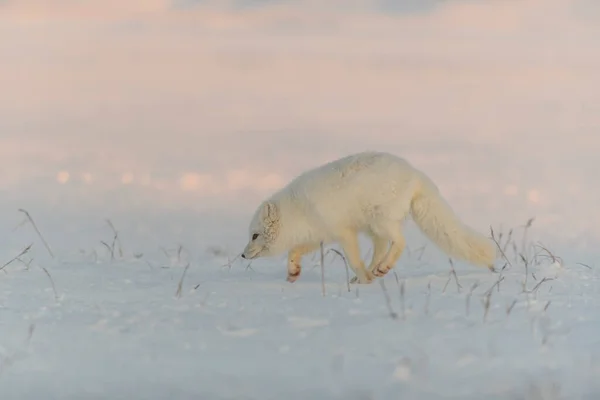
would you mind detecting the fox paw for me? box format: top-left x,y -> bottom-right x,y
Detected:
287,260 -> 302,283
287,270 -> 301,283
349,272 -> 374,284
286,268 -> 302,283
372,265 -> 390,277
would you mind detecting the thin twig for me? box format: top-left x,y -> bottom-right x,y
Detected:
175,263 -> 191,299
220,252 -> 241,270
506,299 -> 518,316
327,248 -> 350,292
320,242 -> 326,297
502,228 -> 514,255
534,242 -> 563,265
490,226 -> 513,270
576,262 -> 592,269
378,279 -> 398,319
177,245 -> 184,264
482,291 -> 492,322
443,259 -> 462,293
521,218 -> 535,262
106,219 -> 123,258
1,244 -> 33,272
527,277 -> 555,294
18,209 -> 54,258
520,253 -> 529,290
485,276 -> 505,296
424,281 -> 431,316
40,267 -> 58,301
393,271 -> 405,320
100,241 -> 113,261
16,257 -> 34,270
465,280 -> 479,317
450,259 -> 462,292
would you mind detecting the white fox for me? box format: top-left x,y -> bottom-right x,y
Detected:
241,151 -> 497,284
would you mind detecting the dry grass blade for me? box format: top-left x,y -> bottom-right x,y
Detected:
484,275 -> 505,296
326,248 -> 351,292
465,281 -> 480,317
18,209 -> 54,258
506,299 -> 518,316
490,226 -> 513,270
175,263 -> 191,299
106,219 -> 124,258
40,267 -> 59,301
443,259 -> 462,293
528,277 -> 555,294
393,271 -> 406,320
534,242 -> 563,265
177,245 -> 184,264
100,241 -> 112,259
110,234 -> 118,260
378,279 -> 398,319
244,261 -> 255,272
502,228 -> 514,255
482,291 -> 493,322
320,242 -> 326,297
1,244 -> 33,272
16,257 -> 34,270
576,262 -> 592,269
220,252 -> 241,270
520,253 -> 529,289
521,217 -> 535,261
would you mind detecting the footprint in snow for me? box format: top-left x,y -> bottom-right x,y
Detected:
287,316 -> 330,329
216,326 -> 259,337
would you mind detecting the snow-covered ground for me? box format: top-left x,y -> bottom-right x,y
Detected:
0,212 -> 598,400
2,0 -> 600,398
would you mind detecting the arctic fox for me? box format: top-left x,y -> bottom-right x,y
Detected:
241,151 -> 497,284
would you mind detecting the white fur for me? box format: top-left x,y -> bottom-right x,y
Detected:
241,151 -> 497,284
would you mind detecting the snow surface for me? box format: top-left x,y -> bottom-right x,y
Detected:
0,214 -> 599,400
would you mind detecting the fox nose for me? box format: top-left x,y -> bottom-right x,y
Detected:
241,253 -> 246,259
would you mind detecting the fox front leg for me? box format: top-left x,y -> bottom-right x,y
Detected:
286,243 -> 320,283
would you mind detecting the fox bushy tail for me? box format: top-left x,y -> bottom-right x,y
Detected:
410,177 -> 497,268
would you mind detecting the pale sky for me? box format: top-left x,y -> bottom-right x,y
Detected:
1,0 -> 599,249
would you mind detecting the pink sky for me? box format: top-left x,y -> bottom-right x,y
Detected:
1,0 -> 599,248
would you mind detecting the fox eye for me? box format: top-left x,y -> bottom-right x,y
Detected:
252,233 -> 259,241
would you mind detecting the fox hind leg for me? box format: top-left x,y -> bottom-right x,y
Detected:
349,229 -> 389,284
371,224 -> 405,278
366,229 -> 390,272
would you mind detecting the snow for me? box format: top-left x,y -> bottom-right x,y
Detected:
1,214 -> 599,400
2,1 -> 600,398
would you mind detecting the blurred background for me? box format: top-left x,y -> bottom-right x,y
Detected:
1,0 -> 599,259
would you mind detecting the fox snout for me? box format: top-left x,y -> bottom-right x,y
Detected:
242,239 -> 272,259
241,251 -> 257,260
241,245 -> 261,260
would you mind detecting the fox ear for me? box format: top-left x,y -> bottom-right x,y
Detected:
261,201 -> 279,222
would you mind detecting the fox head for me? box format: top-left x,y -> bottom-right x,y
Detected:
241,200 -> 281,259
